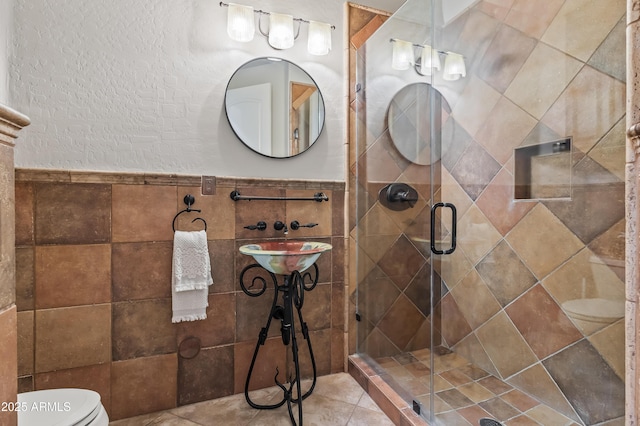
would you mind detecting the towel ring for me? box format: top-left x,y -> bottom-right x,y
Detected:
172,195 -> 208,232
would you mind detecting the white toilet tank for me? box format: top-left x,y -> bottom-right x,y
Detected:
17,388 -> 108,426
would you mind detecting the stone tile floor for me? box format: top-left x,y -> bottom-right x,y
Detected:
109,373 -> 394,425
375,348 -> 588,426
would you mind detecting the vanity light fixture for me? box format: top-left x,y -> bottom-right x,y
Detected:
442,52 -> 466,81
391,39 -> 415,70
390,38 -> 464,79
226,3 -> 255,42
220,2 -> 334,55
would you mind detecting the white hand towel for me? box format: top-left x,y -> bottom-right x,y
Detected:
171,230 -> 213,323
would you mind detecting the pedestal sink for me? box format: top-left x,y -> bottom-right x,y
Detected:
238,240 -> 332,426
239,241 -> 332,275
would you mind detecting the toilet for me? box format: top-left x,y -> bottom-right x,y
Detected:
562,297 -> 624,334
561,255 -> 625,335
17,389 -> 108,426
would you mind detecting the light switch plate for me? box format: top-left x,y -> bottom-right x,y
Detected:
202,176 -> 216,195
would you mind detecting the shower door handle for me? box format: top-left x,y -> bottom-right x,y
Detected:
430,202 -> 457,255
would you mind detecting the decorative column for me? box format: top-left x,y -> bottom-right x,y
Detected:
0,104 -> 30,426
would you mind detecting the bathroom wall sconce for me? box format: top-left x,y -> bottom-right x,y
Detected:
390,38 -> 465,80
221,2 -> 334,55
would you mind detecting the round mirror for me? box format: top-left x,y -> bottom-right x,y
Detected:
225,57 -> 326,158
388,83 -> 450,165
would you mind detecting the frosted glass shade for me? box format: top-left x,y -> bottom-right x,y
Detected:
419,45 -> 441,76
269,13 -> 294,49
308,21 -> 332,56
392,40 -> 414,70
442,52 -> 466,81
227,3 -> 255,42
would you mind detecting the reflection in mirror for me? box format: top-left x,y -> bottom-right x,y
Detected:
388,83 -> 450,165
225,57 -> 326,158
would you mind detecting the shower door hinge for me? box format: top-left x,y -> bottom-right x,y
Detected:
355,83 -> 362,93
412,400 -> 421,415
355,312 -> 362,322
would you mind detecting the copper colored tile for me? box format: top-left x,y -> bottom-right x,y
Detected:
300,283 -> 331,331
331,328 -> 345,373
476,240 -> 537,307
477,24 -> 537,94
234,188 -> 286,239
17,310 -> 33,376
35,363 -> 111,416
436,388 -> 474,409
450,269 -> 501,329
331,279 -> 345,329
285,189 -> 332,239
15,247 -> 34,311
541,66 -> 625,154
0,306 -> 17,426
15,182 -> 34,246
112,242 -> 172,301
440,369 -> 473,388
176,293 -> 235,349
35,304 -> 111,373
112,184 -> 176,243
505,0 -> 564,39
234,338 -> 287,394
111,354 -> 178,420
506,363 -> 577,420
543,340 -> 624,424
478,396 -> 521,421
18,376 -> 33,394
476,167 -> 535,237
506,204 -> 583,279
435,294 -> 472,347
377,235 -> 426,290
112,298 -> 176,360
208,240 -> 235,294
178,345 -> 234,405
331,190 -> 345,237
235,287 -> 280,343
478,375 -> 513,395
506,285 -> 582,359
377,294 -> 425,351
451,142 -> 501,200
457,404 -> 493,426
174,186 -> 235,240
300,329 -> 332,378
501,388 -> 540,412
35,183 -> 111,245
35,244 -> 111,309
331,236 -> 346,284
476,312 -> 537,379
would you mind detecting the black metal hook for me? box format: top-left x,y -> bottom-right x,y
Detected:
172,195 -> 207,231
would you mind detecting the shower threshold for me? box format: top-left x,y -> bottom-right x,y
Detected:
348,349 -> 588,426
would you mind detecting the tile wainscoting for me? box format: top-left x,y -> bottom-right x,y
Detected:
14,169 -> 346,421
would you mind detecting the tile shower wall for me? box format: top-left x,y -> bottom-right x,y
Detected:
348,1 -> 626,424
14,170 -> 346,421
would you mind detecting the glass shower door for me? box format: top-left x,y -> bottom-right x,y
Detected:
353,0 -> 447,422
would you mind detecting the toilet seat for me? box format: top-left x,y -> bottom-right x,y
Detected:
562,298 -> 624,324
18,388 -> 107,426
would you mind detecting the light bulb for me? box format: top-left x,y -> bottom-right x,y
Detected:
392,39 -> 414,71
227,3 -> 255,42
420,45 -> 441,76
308,21 -> 332,56
268,13 -> 294,50
442,52 -> 466,81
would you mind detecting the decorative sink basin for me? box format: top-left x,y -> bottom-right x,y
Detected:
239,241 -> 332,275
